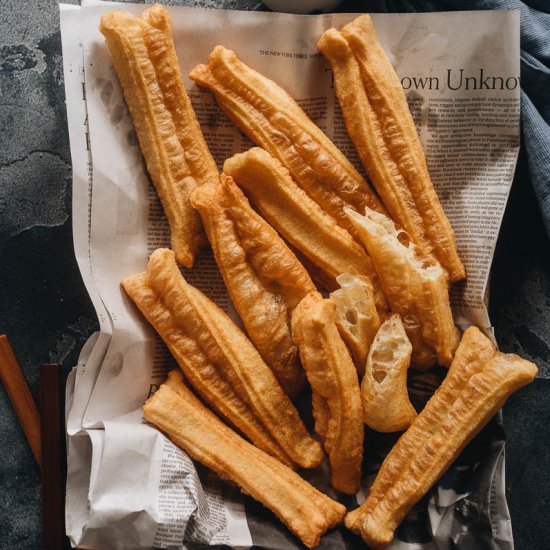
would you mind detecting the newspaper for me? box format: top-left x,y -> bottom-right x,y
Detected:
61,1 -> 521,548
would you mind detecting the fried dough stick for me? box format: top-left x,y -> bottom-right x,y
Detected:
189,45 -> 385,242
100,5 -> 219,267
292,293 -> 364,494
345,327 -> 537,548
224,148 -> 387,311
190,174 -> 316,398
318,17 -> 465,282
347,207 -> 459,369
144,371 -> 345,549
122,249 -> 323,469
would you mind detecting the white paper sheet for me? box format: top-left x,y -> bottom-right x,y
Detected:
60,4 -> 112,436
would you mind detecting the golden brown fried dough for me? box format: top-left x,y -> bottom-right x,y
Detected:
190,174 -> 315,398
291,292 -> 364,494
224,147 -> 387,311
189,45 -> 386,242
318,17 -> 464,282
100,5 -> 218,267
329,273 -> 382,376
361,315 -> 416,432
122,248 -> 323,469
145,370 -> 345,549
345,327 -> 537,548
346,207 -> 459,369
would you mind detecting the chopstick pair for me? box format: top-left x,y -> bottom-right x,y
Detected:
0,335 -> 65,550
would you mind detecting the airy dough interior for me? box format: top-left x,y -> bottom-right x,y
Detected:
329,273 -> 381,375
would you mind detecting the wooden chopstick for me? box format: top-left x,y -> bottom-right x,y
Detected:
0,334 -> 41,467
40,363 -> 65,550
0,339 -> 66,546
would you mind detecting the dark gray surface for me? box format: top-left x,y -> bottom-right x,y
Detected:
0,1 -> 548,549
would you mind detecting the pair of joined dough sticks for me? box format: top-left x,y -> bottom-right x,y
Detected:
100,5 -> 219,268
144,370 -> 345,549
122,248 -> 323,469
318,15 -> 465,282
190,174 -> 316,398
345,327 -> 537,548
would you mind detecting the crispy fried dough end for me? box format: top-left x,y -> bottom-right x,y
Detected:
344,327 -> 537,548
144,370 -> 345,549
329,273 -> 382,376
346,206 -> 459,369
190,173 -> 314,398
362,314 -> 416,432
292,292 -> 364,494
